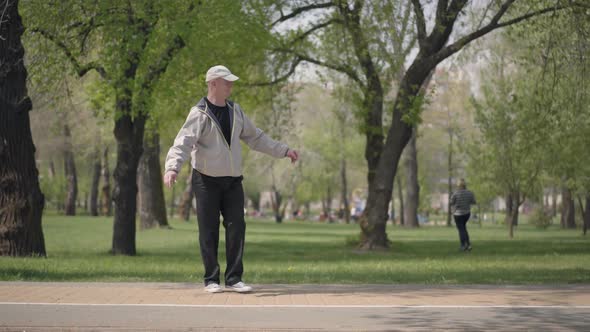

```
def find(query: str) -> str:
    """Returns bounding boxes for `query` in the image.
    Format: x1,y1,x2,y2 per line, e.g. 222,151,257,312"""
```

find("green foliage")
467,40,550,206
294,82,365,207
39,175,66,210
401,91,428,126
22,0,275,126
530,207,554,230
465,7,590,231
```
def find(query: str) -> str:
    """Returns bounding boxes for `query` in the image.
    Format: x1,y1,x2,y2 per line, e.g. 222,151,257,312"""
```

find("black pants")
192,170,245,286
453,213,471,248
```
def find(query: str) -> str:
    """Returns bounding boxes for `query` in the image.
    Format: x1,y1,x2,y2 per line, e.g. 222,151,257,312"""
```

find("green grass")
1,215,588,284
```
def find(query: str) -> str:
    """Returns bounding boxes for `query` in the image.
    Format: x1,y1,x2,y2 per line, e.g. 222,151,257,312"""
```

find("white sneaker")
226,281,253,293
204,283,223,293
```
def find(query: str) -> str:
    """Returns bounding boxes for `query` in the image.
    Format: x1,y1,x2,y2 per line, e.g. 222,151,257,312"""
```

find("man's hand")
286,149,299,163
163,171,178,188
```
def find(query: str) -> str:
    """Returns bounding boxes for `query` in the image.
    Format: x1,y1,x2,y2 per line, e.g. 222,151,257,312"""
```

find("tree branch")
427,0,469,51
571,0,590,9
435,0,449,28
30,27,108,79
398,0,414,49
298,52,364,88
271,2,336,27
140,35,185,91
0,0,11,41
411,0,427,47
434,2,572,63
475,0,497,30
247,57,303,87
289,18,343,44
272,47,364,87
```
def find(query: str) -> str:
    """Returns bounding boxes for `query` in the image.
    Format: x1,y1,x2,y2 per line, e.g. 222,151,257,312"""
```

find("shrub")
530,207,553,229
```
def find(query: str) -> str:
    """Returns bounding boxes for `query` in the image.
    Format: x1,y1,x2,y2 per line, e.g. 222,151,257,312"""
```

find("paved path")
1,282,589,331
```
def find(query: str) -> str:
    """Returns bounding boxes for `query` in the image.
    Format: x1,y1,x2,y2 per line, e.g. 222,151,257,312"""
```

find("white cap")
205,65,239,82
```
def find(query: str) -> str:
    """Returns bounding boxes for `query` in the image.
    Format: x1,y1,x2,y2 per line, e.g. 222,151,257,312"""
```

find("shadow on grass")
2,265,589,284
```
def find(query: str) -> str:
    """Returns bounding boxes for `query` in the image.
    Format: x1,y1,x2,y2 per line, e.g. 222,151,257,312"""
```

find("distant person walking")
450,179,477,251
163,65,299,293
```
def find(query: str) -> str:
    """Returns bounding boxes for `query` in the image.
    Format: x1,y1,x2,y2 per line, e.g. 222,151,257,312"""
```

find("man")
163,65,299,293
450,178,477,252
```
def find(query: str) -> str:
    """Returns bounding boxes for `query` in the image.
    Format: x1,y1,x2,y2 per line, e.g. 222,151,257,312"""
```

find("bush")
530,207,553,229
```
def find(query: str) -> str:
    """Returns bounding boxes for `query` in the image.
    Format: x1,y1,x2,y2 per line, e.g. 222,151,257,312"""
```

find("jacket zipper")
229,104,236,175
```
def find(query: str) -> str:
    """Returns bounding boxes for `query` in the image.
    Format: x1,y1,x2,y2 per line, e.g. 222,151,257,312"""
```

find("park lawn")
0,215,588,284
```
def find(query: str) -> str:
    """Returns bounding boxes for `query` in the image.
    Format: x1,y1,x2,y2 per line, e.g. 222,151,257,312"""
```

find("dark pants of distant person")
453,213,471,249
192,170,245,286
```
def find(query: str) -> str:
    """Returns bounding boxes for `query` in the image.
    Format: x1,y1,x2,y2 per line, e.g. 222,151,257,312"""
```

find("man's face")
217,79,233,99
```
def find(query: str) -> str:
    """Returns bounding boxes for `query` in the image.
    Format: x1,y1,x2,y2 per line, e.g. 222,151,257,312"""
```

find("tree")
62,123,78,215
177,164,194,222
500,5,590,232
469,41,549,237
23,0,187,254
138,132,169,229
0,0,46,256
100,146,112,216
89,148,101,216
24,0,273,254
421,67,474,225
403,73,434,228
403,129,420,227
538,9,590,232
264,0,416,245
268,88,297,223
266,0,586,249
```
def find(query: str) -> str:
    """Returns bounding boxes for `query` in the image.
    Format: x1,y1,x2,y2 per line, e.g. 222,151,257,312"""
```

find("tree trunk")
0,0,46,256
505,192,513,226
397,175,404,226
48,159,56,179
390,179,395,223
54,158,64,212
138,133,169,229
270,186,283,223
544,189,549,209
82,192,88,213
404,128,420,228
251,191,261,213
561,187,576,229
168,182,176,218
583,195,589,236
322,185,334,223
447,129,453,227
63,124,78,216
111,97,146,255
340,158,351,224
89,149,101,216
100,146,112,216
551,186,557,217
179,174,193,221
508,192,520,239
358,57,431,249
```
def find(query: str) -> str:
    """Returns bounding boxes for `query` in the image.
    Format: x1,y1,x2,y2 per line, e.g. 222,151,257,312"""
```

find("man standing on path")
163,65,299,293
450,178,477,252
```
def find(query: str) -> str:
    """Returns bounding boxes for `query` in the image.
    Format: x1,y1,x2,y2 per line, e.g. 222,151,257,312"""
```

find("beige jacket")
164,98,289,177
